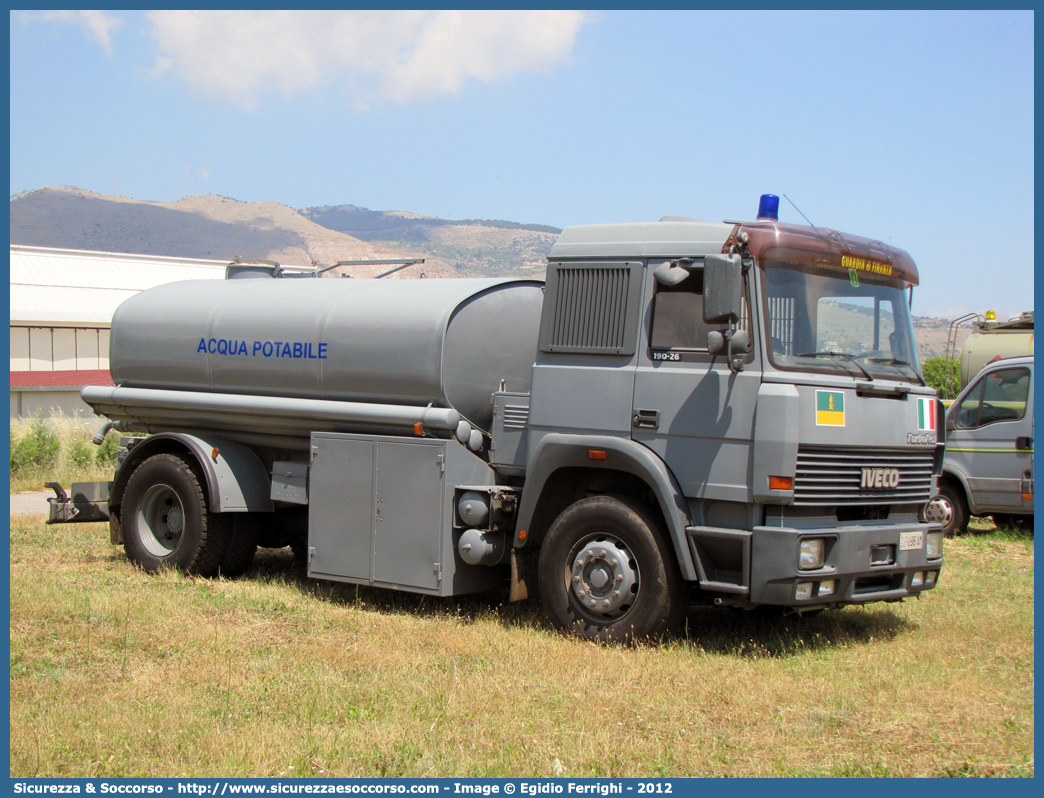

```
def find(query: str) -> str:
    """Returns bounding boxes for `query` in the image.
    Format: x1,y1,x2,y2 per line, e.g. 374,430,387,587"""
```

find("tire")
537,496,684,643
219,514,259,577
122,453,229,575
924,482,969,538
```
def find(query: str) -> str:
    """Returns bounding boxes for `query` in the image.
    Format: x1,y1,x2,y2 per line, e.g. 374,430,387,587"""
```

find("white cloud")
21,10,124,57
145,10,589,109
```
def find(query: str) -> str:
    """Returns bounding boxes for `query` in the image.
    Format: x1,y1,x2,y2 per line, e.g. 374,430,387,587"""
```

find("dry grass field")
9,513,1033,779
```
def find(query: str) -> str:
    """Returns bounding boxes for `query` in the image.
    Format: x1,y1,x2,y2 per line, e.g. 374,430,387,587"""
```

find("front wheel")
538,496,683,643
925,482,968,538
122,454,229,575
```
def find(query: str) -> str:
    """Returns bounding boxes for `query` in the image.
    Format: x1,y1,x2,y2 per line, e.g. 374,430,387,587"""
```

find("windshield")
761,260,922,383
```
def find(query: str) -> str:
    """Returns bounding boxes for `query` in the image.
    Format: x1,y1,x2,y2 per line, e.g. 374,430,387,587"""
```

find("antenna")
783,195,815,228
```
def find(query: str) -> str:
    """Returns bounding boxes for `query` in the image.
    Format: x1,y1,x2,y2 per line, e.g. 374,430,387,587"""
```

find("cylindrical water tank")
109,277,544,432
960,329,1034,388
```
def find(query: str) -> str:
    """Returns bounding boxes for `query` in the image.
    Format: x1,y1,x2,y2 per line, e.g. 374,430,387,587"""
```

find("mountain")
9,186,558,279
817,299,969,362
298,204,560,278
913,314,971,362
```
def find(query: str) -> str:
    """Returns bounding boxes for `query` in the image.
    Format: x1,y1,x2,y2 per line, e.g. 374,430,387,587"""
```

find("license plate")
899,531,924,551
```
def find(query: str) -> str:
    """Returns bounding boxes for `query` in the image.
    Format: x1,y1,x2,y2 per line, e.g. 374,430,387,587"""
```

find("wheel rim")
925,495,954,527
567,534,639,621
137,483,186,557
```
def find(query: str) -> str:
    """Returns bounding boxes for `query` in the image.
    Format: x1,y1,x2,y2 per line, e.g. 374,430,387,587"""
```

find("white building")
10,245,228,418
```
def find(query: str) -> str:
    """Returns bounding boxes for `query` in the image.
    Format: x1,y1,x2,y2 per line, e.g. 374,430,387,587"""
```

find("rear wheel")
925,482,968,538
122,454,228,575
538,496,683,643
219,514,259,577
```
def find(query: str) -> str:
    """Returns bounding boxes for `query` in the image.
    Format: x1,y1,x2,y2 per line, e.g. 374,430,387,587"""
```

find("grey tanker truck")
49,195,947,642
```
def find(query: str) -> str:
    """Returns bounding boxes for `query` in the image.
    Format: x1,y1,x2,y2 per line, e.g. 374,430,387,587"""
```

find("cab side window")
650,270,712,349
650,268,751,351
956,367,1031,429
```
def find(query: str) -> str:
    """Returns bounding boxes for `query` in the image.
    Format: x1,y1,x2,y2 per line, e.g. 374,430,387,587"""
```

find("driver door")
947,364,1033,512
631,261,761,503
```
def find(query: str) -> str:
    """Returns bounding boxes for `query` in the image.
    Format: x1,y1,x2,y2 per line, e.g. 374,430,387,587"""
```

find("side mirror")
707,330,725,356
653,261,690,286
706,328,748,372
703,254,743,324
946,416,956,433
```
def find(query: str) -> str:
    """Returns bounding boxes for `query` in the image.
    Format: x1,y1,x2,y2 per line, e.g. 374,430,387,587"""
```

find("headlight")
795,582,814,599
799,538,825,570
926,532,943,560
818,580,836,597
911,572,924,587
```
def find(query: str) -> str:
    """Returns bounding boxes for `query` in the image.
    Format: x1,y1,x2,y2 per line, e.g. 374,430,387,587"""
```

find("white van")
926,355,1034,535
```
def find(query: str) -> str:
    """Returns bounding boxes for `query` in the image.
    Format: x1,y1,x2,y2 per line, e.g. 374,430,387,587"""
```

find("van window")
956,367,1031,429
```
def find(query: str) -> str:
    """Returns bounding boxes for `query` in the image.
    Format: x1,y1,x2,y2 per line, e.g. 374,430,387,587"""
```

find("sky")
9,10,1034,319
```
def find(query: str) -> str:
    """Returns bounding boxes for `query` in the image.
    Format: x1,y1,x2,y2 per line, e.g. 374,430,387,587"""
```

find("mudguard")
513,433,697,581
940,464,974,511
109,432,274,515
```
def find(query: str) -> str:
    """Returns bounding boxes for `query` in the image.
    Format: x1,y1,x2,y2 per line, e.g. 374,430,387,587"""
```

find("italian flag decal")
816,390,845,426
918,397,936,431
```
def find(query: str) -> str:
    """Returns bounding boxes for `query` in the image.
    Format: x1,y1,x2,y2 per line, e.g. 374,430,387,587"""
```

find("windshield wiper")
795,351,874,381
863,358,925,385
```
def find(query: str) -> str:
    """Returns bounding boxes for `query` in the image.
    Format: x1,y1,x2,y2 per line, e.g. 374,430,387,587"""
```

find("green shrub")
68,436,95,471
922,356,960,399
10,416,61,475
96,430,121,466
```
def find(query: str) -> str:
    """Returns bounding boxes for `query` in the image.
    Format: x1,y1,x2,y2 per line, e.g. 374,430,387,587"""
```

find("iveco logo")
861,467,900,489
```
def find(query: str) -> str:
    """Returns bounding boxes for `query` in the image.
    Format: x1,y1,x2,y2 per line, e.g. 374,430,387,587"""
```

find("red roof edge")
10,369,114,388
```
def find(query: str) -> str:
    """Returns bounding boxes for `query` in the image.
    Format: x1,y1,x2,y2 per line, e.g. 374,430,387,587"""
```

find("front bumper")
750,521,943,607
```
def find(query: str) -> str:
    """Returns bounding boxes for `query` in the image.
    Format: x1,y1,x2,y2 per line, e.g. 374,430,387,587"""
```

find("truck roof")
551,218,919,286
550,219,733,259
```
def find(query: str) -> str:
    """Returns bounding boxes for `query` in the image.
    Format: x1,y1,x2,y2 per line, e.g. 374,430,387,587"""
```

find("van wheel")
538,496,683,643
122,454,229,575
925,483,968,538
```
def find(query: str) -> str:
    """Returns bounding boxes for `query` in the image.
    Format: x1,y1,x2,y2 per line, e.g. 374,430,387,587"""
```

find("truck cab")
926,355,1034,535
516,199,946,638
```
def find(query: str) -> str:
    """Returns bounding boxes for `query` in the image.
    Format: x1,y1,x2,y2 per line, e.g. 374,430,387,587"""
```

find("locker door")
373,442,444,590
308,437,374,581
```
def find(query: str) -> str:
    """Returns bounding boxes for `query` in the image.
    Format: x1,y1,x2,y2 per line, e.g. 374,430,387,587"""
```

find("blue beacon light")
757,194,779,221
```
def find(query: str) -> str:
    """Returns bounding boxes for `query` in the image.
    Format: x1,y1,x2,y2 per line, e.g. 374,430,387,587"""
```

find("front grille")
793,445,935,506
